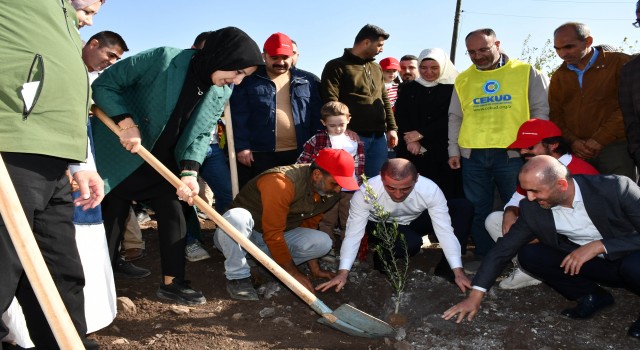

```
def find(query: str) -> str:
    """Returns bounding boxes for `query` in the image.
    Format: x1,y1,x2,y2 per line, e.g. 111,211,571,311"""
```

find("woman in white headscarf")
395,48,463,198
70,0,105,29
395,48,473,283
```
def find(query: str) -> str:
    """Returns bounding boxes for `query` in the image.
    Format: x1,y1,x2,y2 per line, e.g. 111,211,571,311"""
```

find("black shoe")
227,277,259,301
157,279,206,305
114,258,151,278
433,257,455,283
628,318,640,339
560,292,614,319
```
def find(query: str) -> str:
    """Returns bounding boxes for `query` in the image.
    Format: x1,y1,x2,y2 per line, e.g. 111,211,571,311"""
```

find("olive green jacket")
91,47,231,193
0,0,89,161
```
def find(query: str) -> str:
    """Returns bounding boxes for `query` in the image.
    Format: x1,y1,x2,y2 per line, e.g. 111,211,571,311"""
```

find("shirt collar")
567,47,599,73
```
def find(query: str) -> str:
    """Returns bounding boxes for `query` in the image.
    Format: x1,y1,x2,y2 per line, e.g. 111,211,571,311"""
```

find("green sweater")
0,0,89,161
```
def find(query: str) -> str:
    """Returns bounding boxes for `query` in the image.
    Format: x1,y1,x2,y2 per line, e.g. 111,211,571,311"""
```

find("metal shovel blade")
316,303,394,338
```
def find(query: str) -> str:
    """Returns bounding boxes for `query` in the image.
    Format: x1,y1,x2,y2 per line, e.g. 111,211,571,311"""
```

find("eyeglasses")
633,19,640,28
465,44,495,56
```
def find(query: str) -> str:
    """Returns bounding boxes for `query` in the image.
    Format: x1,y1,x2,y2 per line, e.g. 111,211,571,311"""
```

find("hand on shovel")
177,175,199,206
117,118,142,153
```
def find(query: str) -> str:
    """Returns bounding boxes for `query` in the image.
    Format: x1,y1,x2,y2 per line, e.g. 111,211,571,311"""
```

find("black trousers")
101,161,189,279
519,243,640,300
369,198,473,266
0,153,97,349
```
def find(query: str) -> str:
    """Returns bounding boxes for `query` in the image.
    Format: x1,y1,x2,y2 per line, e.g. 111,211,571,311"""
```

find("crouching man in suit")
443,155,640,339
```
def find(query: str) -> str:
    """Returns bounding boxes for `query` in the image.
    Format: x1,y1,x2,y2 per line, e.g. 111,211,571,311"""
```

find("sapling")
361,176,409,325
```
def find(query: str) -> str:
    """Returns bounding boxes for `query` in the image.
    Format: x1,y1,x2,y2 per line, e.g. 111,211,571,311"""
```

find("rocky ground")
89,219,640,350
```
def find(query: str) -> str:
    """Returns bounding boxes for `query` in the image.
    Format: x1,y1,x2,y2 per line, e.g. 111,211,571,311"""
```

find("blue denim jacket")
73,120,102,225
230,66,323,153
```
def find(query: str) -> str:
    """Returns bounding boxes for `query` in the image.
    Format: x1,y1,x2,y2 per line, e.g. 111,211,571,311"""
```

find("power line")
462,10,627,21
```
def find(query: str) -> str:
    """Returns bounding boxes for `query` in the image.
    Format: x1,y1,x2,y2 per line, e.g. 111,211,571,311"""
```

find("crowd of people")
2,0,640,348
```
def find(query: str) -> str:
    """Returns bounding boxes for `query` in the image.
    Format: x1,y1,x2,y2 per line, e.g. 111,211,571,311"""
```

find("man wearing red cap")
317,158,473,294
231,32,323,189
485,119,598,289
213,149,359,300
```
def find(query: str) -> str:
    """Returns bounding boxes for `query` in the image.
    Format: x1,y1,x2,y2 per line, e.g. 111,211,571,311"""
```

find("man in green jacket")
0,0,103,348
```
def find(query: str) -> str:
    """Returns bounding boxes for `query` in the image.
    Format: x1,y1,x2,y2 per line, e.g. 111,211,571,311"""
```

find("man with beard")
447,28,549,258
444,155,640,340
321,24,398,178
213,149,359,301
399,54,419,82
485,119,598,289
231,32,322,188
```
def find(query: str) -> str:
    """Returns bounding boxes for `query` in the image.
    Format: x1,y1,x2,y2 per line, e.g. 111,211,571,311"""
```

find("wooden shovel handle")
92,106,319,306
0,154,84,349
223,103,239,197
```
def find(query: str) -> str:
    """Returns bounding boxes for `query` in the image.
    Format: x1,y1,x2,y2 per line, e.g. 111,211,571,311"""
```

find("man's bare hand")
316,270,349,293
448,156,461,169
442,289,484,323
453,268,472,293
72,170,104,210
560,240,605,275
237,149,253,167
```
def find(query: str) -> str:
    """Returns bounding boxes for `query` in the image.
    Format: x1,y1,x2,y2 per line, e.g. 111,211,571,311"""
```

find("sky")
80,0,639,76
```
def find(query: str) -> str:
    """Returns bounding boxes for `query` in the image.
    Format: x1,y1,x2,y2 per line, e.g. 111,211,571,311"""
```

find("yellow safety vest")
456,60,531,148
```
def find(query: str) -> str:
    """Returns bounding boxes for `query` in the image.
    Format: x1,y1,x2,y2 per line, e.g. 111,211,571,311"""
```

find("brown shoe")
122,248,146,262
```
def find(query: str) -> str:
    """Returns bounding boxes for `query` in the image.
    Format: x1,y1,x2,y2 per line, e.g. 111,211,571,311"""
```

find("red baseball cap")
508,119,562,149
313,149,359,191
263,32,293,56
379,57,400,71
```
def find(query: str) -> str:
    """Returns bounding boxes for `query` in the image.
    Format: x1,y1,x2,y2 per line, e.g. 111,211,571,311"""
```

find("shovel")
0,154,85,349
93,106,394,338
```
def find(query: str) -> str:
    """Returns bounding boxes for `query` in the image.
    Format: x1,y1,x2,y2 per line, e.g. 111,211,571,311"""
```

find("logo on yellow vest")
483,80,500,94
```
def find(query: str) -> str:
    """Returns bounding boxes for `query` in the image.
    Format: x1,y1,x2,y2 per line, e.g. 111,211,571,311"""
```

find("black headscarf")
191,26,265,88
173,26,263,126
156,27,263,171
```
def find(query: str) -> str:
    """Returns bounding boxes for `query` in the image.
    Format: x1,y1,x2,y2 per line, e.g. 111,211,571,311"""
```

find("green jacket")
91,47,231,193
0,0,89,161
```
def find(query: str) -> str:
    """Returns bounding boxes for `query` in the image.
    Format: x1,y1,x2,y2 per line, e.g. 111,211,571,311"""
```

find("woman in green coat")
91,26,263,305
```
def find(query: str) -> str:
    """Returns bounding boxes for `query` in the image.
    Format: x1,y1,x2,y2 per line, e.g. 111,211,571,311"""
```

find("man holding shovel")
214,148,360,300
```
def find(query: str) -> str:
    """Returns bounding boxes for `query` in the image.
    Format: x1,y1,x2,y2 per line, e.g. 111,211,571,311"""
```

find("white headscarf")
414,48,458,87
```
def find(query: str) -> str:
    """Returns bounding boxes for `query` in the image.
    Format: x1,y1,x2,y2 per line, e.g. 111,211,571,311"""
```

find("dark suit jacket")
474,174,640,289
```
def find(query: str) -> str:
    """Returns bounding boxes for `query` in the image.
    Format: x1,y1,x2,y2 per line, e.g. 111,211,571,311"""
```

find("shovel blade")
317,304,394,338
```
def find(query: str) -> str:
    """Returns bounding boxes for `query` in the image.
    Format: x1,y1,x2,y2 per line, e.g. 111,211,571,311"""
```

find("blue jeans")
213,208,332,280
461,149,522,257
186,144,233,244
358,132,388,178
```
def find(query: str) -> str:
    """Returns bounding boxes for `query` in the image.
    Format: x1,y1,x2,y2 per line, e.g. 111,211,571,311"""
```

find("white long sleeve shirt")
339,175,463,271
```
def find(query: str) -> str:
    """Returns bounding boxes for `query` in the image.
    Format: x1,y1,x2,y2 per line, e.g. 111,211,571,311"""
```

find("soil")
91,218,640,350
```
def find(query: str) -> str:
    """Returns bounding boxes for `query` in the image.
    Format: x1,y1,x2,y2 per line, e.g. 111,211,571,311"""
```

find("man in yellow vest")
448,28,549,258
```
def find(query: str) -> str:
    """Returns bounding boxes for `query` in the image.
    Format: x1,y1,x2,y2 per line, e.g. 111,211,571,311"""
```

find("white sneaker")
499,267,542,289
185,241,211,262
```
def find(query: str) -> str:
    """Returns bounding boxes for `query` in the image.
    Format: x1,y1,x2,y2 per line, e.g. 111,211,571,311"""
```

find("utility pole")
450,0,462,64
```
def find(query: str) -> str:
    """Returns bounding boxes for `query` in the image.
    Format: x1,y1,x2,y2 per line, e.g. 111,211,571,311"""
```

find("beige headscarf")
414,48,458,87
70,0,105,10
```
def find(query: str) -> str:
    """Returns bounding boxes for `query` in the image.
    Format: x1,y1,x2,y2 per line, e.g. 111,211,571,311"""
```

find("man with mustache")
213,149,359,301
485,119,598,289
444,155,640,340
549,22,633,178
399,54,419,82
231,32,322,189
447,28,550,259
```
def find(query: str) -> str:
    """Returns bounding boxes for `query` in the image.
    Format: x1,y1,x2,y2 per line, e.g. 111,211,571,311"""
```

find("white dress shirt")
339,175,462,271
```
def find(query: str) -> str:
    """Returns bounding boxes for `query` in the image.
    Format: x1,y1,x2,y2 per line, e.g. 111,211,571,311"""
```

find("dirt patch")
91,219,640,349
